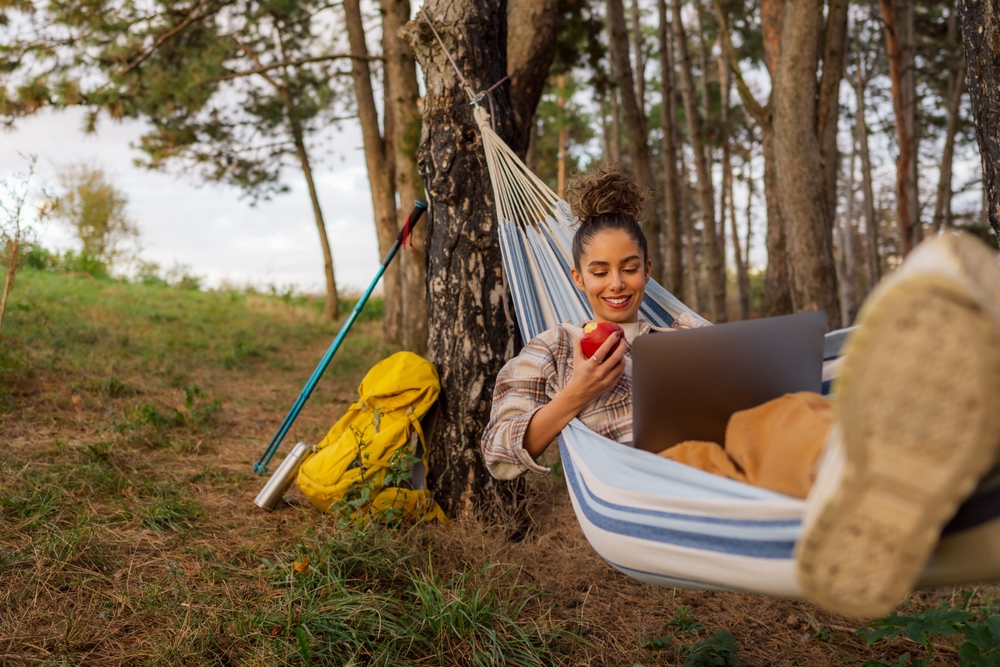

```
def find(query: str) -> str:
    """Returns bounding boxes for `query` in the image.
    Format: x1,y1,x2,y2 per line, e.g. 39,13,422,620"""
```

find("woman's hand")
521,330,627,461
564,330,627,410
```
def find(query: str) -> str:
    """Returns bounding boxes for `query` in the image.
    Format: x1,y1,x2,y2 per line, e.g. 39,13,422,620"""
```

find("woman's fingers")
590,332,622,363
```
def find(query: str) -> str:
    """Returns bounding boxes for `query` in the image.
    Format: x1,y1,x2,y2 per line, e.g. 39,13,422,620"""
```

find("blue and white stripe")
476,112,996,594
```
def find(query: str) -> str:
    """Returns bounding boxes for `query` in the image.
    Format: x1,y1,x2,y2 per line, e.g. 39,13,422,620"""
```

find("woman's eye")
591,272,607,278
624,268,638,274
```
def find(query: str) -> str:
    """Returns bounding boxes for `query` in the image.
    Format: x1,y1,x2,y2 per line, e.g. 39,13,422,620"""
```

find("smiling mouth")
602,295,633,309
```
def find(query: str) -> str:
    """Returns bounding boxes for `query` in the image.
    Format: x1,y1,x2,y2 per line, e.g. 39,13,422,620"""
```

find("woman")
481,164,1000,618
482,165,829,498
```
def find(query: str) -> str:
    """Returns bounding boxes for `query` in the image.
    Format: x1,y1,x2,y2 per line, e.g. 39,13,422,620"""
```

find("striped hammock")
473,107,999,595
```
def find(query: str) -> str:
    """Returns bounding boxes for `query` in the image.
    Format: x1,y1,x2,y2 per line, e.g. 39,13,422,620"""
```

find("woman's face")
570,228,651,324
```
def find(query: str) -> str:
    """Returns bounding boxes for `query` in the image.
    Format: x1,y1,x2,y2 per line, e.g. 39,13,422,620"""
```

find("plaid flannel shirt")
481,320,654,480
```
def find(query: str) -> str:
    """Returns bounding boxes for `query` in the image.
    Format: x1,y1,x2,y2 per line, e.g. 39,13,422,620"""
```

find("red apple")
581,321,625,359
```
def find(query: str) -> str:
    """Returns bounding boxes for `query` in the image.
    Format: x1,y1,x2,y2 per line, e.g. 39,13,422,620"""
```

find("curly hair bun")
566,163,649,223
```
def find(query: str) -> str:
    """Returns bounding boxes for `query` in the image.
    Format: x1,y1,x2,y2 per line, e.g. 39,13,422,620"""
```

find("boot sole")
797,273,1000,617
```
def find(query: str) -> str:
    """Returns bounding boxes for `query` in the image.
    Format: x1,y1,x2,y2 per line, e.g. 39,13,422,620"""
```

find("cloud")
1,108,383,294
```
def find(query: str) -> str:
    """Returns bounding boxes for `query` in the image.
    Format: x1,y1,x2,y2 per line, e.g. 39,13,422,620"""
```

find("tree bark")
291,124,339,321
607,0,664,283
717,0,792,317
901,0,921,245
933,55,967,233
817,0,849,232
759,0,792,317
346,0,402,344
719,55,734,319
630,0,647,113
772,0,840,326
609,75,623,164
956,0,1000,241
382,0,429,354
507,0,560,157
742,164,754,314
839,136,858,326
878,0,917,256
557,74,567,198
852,55,881,289
658,0,684,297
0,239,20,337
761,127,793,316
672,0,726,321
409,0,524,517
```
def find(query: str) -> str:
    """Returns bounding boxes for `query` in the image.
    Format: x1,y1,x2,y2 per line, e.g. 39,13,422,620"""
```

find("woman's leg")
797,231,1000,617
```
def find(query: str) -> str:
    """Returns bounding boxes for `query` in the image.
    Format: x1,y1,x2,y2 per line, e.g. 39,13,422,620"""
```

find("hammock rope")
418,14,1000,593
468,102,1000,595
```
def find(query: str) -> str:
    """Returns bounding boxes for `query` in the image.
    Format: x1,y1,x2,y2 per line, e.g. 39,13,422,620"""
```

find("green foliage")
254,532,571,666
669,605,706,634
330,406,421,525
860,597,1000,667
59,249,110,277
676,630,741,667
51,162,137,264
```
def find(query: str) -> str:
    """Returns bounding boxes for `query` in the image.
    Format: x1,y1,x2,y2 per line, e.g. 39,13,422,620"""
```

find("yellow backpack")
296,351,446,523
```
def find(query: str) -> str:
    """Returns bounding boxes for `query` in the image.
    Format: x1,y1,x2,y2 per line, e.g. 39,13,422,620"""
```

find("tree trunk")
672,0,726,321
852,61,881,290
761,127,794,316
291,124,339,321
878,0,917,256
383,0,428,353
839,136,858,326
901,0,921,245
933,61,967,233
630,0,647,112
817,0,849,232
383,0,429,354
695,3,721,266
557,74,567,198
610,78,623,163
346,0,402,344
730,0,793,318
0,239,20,337
729,169,749,321
409,0,524,516
681,152,703,310
772,0,840,326
956,0,1000,241
658,0,684,297
507,0,560,156
607,0,664,283
742,165,754,314
719,55,734,319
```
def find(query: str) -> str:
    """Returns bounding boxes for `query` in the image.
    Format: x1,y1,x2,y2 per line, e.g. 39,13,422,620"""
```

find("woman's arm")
522,331,627,459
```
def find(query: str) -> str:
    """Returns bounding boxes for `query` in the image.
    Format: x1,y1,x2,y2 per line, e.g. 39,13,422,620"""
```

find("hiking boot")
796,231,1000,617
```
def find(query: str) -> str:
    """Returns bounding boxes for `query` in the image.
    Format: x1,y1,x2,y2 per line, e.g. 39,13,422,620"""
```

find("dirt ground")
0,301,982,666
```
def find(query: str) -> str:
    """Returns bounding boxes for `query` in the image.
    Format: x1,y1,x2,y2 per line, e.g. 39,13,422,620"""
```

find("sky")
0,108,384,295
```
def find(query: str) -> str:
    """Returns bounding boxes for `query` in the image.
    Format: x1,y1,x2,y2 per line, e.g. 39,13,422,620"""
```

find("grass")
3,267,1000,666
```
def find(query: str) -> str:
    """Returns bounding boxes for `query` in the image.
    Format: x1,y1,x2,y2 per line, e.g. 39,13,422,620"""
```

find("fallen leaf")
292,558,309,574
71,395,83,407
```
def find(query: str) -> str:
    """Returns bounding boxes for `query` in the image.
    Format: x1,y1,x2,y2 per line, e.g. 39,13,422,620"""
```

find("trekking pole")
253,200,429,475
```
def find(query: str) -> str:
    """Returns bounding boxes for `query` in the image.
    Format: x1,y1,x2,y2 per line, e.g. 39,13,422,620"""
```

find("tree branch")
208,53,380,83
118,0,221,76
711,0,769,127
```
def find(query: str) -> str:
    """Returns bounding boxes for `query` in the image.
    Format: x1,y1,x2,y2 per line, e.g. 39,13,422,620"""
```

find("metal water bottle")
254,441,312,511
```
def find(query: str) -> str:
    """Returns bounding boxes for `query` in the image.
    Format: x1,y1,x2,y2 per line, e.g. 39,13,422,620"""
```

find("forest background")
5,0,1000,663
5,0,1000,512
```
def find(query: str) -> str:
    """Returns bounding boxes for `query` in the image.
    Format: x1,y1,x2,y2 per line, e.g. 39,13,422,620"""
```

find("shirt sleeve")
481,335,560,480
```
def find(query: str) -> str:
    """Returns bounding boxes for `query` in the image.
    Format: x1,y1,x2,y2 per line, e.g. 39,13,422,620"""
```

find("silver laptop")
631,312,826,453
